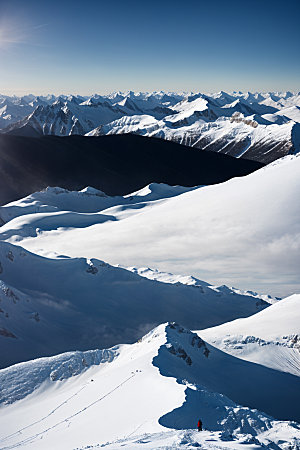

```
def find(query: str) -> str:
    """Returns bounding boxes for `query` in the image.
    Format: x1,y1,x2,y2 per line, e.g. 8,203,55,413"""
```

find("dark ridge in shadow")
0,133,263,205
154,339,300,425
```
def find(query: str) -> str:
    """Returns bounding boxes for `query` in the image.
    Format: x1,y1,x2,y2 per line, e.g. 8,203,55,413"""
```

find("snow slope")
0,184,201,241
10,153,300,297
0,323,299,450
0,241,269,368
198,294,300,377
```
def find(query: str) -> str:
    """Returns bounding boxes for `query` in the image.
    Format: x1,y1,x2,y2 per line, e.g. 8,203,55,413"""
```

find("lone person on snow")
197,419,202,431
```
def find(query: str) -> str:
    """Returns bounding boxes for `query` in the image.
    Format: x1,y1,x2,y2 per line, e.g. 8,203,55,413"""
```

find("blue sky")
0,0,299,94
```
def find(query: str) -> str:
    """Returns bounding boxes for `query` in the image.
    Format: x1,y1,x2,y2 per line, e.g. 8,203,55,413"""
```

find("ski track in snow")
0,382,91,443
0,373,137,449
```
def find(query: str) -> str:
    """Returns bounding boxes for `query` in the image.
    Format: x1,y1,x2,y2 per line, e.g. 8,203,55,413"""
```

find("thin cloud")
0,19,48,49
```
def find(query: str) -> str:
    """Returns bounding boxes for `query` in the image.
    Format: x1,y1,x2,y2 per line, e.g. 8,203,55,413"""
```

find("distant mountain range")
1,91,300,163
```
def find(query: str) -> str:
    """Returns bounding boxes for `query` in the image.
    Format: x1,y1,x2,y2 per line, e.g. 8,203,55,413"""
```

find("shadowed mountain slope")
0,134,262,205
0,241,269,368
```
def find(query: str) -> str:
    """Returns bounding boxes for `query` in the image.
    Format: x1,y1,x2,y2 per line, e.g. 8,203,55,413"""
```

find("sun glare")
0,17,28,50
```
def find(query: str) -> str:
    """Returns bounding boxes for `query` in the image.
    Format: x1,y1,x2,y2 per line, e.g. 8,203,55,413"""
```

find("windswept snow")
200,294,300,341
79,428,299,449
0,323,299,450
125,266,276,303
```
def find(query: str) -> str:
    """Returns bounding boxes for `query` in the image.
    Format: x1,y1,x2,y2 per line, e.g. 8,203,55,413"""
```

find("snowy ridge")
88,112,299,164
0,322,299,449
2,91,300,163
0,241,269,368
125,266,276,304
78,427,300,450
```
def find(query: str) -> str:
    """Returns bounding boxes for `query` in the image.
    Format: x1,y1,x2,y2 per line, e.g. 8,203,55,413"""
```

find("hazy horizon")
1,89,300,97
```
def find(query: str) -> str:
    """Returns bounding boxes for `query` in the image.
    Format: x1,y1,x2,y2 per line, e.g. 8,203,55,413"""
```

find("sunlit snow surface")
2,155,299,296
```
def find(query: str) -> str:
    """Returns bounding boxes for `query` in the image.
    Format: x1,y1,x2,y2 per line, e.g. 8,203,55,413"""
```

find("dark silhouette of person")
197,419,202,431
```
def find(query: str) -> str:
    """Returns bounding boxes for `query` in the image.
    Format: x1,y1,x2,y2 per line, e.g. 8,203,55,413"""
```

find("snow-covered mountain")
0,94,71,129
1,91,300,163
198,294,300,377
6,153,299,297
0,323,299,449
0,96,35,129
0,95,299,448
89,112,299,164
1,93,174,137
125,266,277,304
0,240,270,368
